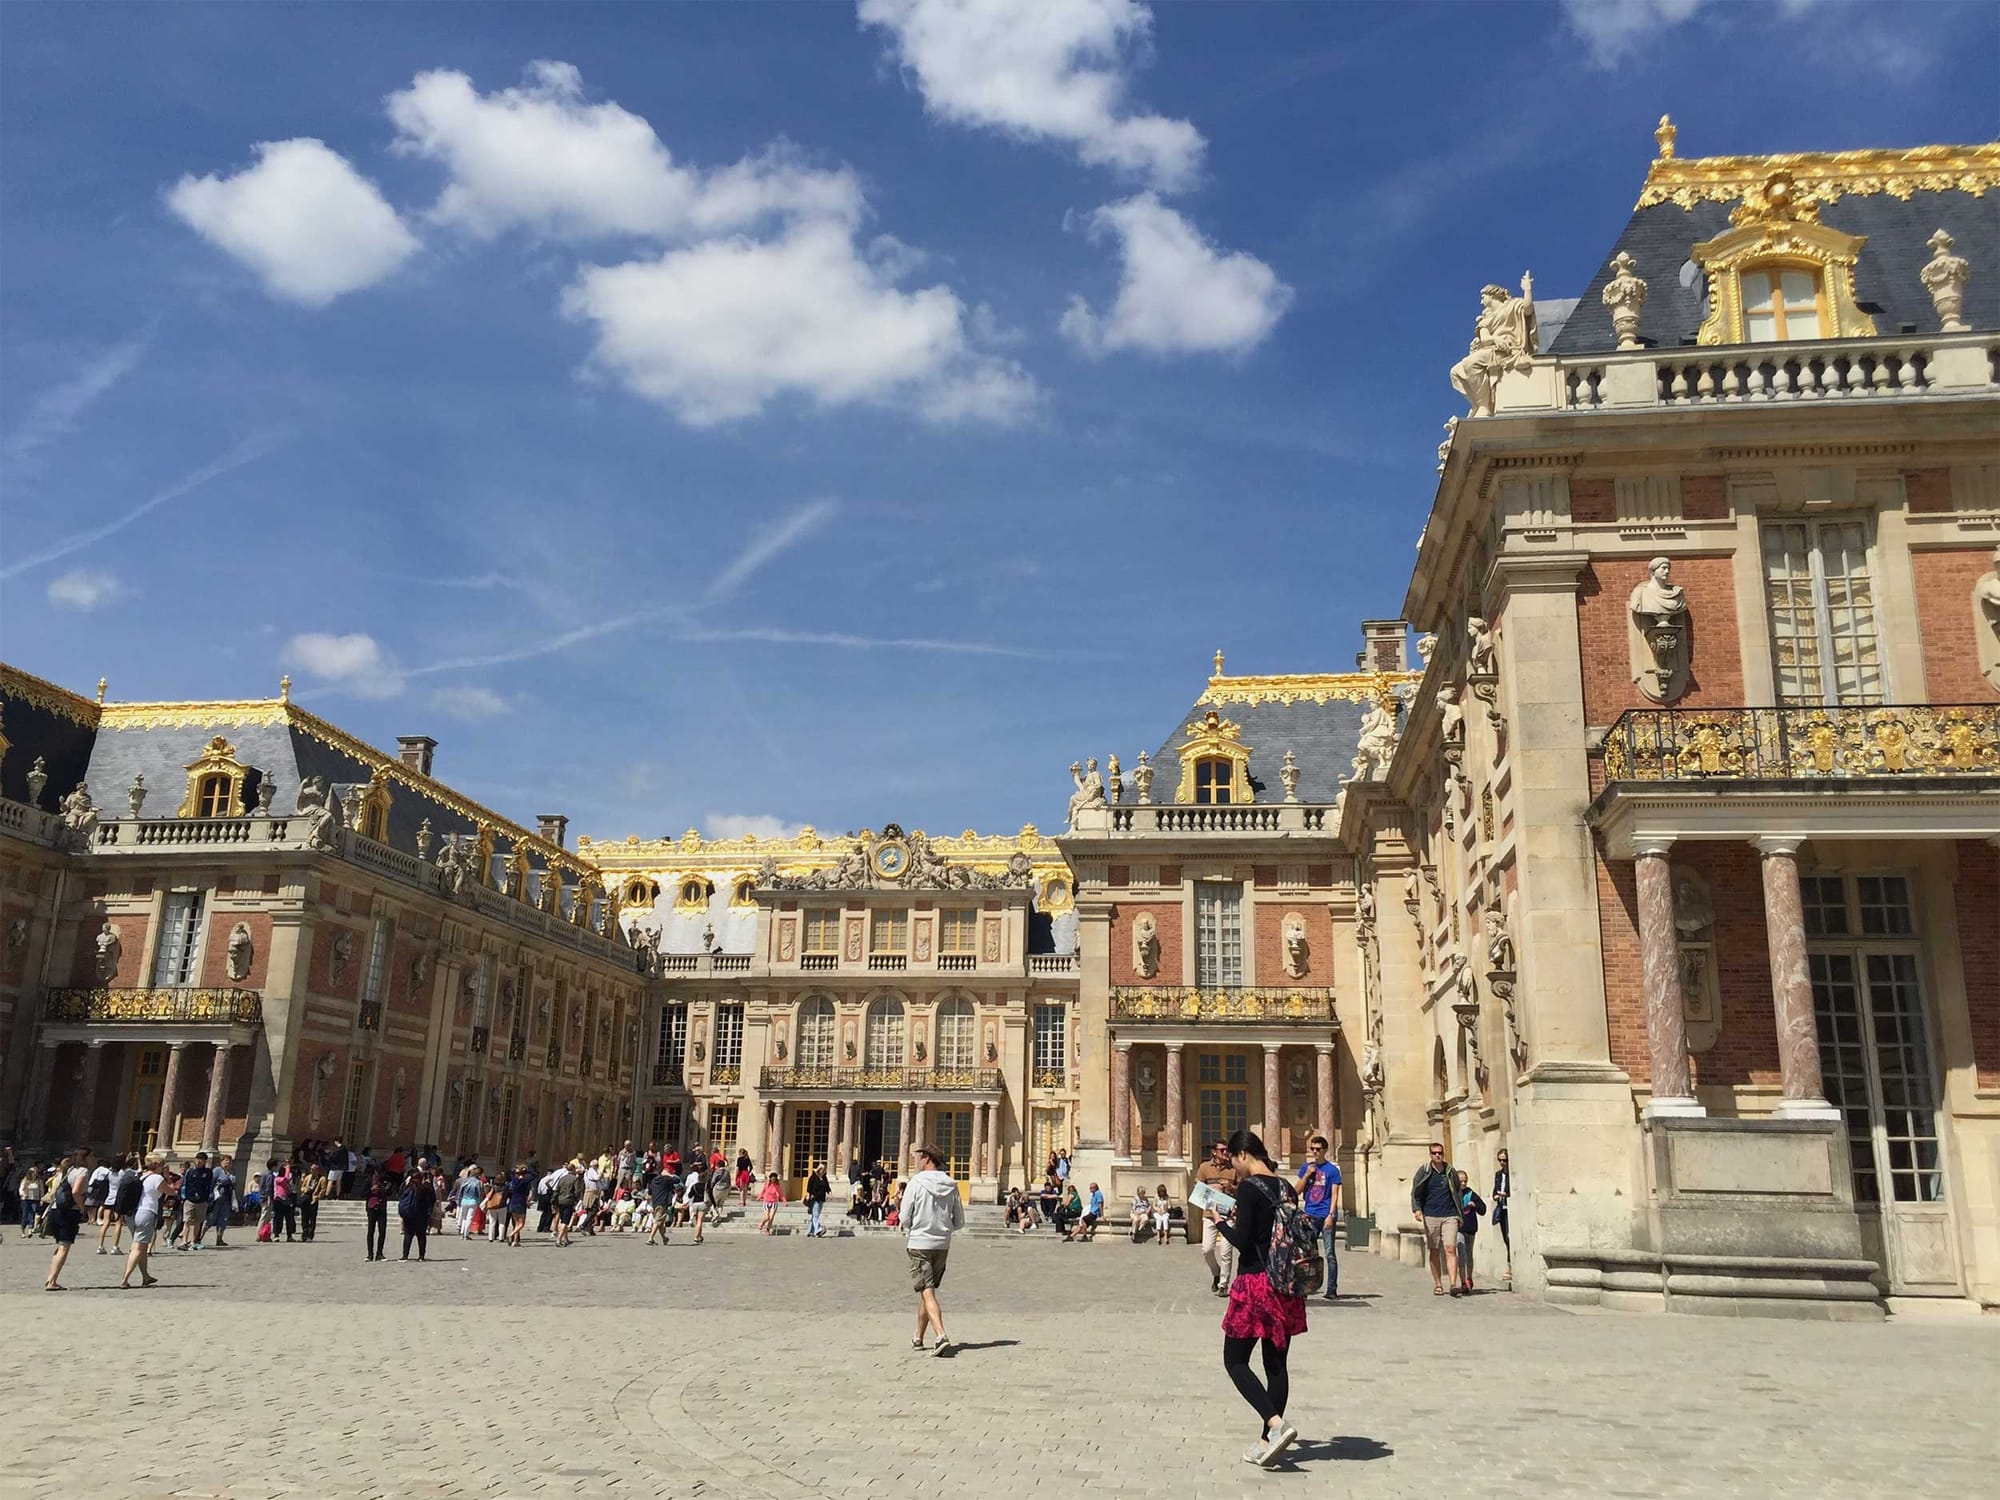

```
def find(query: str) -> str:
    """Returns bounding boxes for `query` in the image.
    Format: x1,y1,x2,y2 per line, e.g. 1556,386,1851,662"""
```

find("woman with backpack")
1215,1129,1307,1469
398,1169,437,1261
43,1149,90,1290
363,1168,390,1261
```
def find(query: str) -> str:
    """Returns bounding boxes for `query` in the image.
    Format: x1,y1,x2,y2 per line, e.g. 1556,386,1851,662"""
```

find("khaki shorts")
1422,1215,1456,1251
907,1245,949,1292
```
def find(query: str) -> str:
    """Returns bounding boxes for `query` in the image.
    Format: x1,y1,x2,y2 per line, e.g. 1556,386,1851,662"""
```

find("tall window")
1193,758,1234,805
361,917,390,1005
935,996,976,1069
796,995,836,1067
195,774,234,818
1195,883,1244,986
651,1103,683,1151
708,1103,739,1160
1032,1002,1066,1077
864,996,905,1068
714,1003,744,1071
470,958,491,1028
341,1059,371,1141
1740,266,1823,342
1762,520,1883,706
655,1003,688,1076
870,910,908,954
939,909,978,955
1196,1052,1249,1146
803,910,841,954
152,891,206,986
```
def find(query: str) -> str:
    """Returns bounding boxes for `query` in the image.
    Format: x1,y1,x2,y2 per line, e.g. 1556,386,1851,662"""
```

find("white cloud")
1560,0,1707,64
1060,195,1290,357
387,61,862,241
46,570,123,610
703,813,806,842
3,336,147,470
166,139,419,305
860,0,1203,191
284,631,405,699
431,684,510,722
563,218,1038,425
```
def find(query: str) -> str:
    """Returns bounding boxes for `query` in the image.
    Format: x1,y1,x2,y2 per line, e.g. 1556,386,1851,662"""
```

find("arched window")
730,875,757,908
797,995,836,1068
934,995,975,1070
864,996,905,1069
675,877,713,912
624,877,661,908
1193,758,1234,805
1740,264,1823,342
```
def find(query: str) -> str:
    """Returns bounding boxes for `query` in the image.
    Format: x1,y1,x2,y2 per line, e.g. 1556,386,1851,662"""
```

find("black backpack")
114,1173,143,1216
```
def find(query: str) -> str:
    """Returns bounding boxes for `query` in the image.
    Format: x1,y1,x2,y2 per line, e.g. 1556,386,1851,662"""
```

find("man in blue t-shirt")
1296,1134,1342,1300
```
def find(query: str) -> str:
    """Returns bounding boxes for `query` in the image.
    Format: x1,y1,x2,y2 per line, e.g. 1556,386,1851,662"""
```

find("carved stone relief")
1131,912,1160,979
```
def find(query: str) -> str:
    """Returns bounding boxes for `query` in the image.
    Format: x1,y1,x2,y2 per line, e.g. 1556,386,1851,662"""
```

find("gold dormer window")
1692,170,1876,346
730,875,757,908
675,876,713,912
1173,710,1254,805
353,774,393,844
177,736,249,817
623,877,661,908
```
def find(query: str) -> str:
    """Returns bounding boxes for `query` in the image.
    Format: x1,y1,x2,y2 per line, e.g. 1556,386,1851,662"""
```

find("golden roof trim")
0,661,102,727
582,823,1065,868
1199,670,1422,708
1637,141,2000,211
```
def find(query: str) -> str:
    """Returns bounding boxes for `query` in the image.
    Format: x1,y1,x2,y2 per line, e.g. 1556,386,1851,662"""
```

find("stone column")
1111,1043,1131,1159
75,1039,108,1145
156,1042,187,1155
1164,1043,1185,1160
201,1041,234,1153
1636,837,1702,1117
846,1099,860,1165
831,1102,846,1172
972,1101,987,1176
1262,1045,1281,1160
1756,837,1839,1119
901,1100,915,1167
912,1100,927,1157
22,1041,59,1146
763,1100,779,1172
1315,1045,1336,1142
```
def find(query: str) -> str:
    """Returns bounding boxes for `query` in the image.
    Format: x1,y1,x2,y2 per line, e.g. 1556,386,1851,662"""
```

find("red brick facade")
1911,547,2000,703
1251,902,1333,986
1570,477,1615,523
1958,840,2000,1091
1903,467,1954,514
1110,901,1182,985
1680,473,1727,520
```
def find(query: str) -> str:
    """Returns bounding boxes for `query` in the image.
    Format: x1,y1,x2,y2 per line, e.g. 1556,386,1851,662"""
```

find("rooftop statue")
1602,250,1648,350
1921,228,1969,333
1066,757,1105,829
1450,273,1539,417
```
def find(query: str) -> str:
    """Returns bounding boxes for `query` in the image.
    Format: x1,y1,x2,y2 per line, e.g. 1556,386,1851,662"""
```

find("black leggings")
366,1206,387,1259
401,1221,428,1259
1223,1336,1290,1428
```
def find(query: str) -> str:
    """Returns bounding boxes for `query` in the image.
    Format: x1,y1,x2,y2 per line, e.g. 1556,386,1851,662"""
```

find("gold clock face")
871,839,910,881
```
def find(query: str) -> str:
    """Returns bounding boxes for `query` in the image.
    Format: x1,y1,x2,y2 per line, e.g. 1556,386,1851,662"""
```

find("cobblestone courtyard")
3,1214,1990,1500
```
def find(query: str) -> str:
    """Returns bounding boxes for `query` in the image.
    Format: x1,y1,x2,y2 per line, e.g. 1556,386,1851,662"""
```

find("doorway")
931,1106,973,1201
857,1105,903,1176
126,1046,166,1156
1807,873,1962,1296
788,1105,831,1196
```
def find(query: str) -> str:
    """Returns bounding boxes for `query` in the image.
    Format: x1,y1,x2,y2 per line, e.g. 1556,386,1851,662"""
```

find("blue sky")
3,1,1994,843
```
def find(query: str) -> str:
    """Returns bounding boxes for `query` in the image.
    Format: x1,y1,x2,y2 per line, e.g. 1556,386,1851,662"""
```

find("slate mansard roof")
1550,135,2000,355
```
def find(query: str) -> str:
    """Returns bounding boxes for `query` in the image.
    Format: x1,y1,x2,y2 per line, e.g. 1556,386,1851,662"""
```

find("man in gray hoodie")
903,1145,965,1356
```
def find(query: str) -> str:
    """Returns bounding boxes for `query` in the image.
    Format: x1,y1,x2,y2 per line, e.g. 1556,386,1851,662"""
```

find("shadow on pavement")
939,1339,1020,1356
1278,1436,1393,1467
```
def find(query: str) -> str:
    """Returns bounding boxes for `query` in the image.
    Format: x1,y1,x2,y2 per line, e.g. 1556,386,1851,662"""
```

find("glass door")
932,1106,973,1200
788,1105,830,1197
127,1046,166,1155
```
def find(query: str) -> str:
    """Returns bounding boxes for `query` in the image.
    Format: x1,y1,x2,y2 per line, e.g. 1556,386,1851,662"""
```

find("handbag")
469,1206,487,1235
257,1220,274,1243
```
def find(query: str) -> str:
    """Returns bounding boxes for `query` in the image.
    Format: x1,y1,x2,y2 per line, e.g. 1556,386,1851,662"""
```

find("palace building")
3,122,1997,1317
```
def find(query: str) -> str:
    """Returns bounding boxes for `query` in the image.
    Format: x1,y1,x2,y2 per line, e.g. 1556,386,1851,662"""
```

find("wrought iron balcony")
470,1025,491,1055
711,1065,741,1086
357,1000,382,1033
1599,704,2000,783
1110,986,1336,1024
545,1041,562,1071
651,1061,683,1088
43,987,263,1025
759,1065,1005,1092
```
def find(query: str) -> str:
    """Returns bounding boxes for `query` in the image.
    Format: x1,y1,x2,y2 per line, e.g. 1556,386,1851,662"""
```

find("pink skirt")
1221,1271,1308,1348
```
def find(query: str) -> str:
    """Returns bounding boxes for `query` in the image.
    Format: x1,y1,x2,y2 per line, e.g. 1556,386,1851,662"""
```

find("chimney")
537,814,569,848
397,736,437,776
1359,620,1409,674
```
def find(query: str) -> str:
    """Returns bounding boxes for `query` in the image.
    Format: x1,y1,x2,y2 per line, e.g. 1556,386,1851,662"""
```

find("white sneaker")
1257,1423,1299,1468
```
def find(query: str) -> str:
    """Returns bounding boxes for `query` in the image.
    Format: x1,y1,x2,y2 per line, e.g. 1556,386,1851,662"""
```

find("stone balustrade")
0,797,61,843
1028,953,1079,976
1600,703,2000,782
1105,803,1334,835
1510,329,1996,416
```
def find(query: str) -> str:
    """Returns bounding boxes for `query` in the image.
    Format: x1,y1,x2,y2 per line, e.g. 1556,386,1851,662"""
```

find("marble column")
156,1042,187,1155
1163,1043,1184,1160
1111,1043,1131,1159
831,1102,847,1172
901,1100,915,1167
912,1100,927,1157
1636,837,1702,1117
201,1042,233,1154
1314,1045,1336,1142
1757,837,1839,1119
1262,1045,1281,1159
74,1039,108,1145
764,1101,780,1172
846,1099,860,1165
22,1041,59,1145
972,1101,987,1176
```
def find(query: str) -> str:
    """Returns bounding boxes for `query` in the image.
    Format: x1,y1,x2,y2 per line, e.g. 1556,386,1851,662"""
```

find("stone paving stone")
3,1218,1992,1498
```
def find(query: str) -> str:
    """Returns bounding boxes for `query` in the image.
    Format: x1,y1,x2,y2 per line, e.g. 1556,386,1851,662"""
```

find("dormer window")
623,877,661,908
675,877,713,912
195,774,234,818
1741,265,1823,342
362,803,388,842
1194,757,1235,805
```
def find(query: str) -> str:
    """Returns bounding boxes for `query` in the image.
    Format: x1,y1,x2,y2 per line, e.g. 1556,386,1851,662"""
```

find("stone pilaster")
1757,838,1839,1120
75,1039,108,1145
21,1041,59,1147
1636,838,1701,1117
1073,902,1113,1153
244,901,311,1164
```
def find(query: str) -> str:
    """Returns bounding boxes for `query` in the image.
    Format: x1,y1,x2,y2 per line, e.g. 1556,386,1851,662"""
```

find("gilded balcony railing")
651,1061,683,1088
759,1066,1005,1092
711,1065,741,1086
1599,704,2000,782
357,1000,382,1033
43,987,263,1025
1109,987,1336,1023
